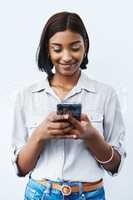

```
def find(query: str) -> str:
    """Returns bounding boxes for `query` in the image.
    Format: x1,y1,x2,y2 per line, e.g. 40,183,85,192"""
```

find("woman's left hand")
66,114,97,140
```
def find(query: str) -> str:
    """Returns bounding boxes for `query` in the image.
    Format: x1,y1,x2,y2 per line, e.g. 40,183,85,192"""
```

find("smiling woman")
36,11,89,80
11,11,126,200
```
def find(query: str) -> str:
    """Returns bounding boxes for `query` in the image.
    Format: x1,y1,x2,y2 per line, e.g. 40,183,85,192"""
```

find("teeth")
62,63,75,66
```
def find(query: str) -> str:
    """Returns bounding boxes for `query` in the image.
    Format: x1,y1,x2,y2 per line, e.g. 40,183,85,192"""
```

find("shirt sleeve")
103,88,126,176
11,91,28,176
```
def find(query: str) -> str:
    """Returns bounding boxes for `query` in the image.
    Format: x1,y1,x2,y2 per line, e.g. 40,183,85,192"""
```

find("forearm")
17,130,45,176
85,128,121,173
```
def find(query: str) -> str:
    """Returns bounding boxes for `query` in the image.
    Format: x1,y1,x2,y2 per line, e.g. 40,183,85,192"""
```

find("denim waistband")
25,178,105,200
29,178,103,194
29,178,84,195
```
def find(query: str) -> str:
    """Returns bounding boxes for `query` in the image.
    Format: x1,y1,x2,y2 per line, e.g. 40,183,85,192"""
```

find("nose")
62,50,72,63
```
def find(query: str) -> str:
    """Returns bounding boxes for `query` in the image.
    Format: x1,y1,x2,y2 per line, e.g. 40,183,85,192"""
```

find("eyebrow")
50,40,82,46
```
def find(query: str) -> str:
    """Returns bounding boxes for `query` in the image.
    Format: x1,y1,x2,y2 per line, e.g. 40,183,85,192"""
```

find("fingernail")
63,114,69,119
73,135,77,139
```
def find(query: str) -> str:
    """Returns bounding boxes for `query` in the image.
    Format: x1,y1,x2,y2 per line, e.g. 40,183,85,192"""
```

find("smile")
59,63,77,68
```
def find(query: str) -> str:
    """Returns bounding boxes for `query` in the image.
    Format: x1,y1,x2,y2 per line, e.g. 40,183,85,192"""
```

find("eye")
71,44,81,51
71,47,80,52
50,46,62,53
53,48,62,53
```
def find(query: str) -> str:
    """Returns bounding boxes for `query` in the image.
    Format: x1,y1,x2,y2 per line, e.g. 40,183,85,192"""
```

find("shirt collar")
31,71,96,93
31,78,50,93
75,71,96,93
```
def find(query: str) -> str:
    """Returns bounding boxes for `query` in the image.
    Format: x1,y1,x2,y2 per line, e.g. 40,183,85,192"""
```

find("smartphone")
57,103,81,120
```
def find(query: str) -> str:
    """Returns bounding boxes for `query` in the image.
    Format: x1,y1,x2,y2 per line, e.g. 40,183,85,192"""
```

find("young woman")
11,11,126,200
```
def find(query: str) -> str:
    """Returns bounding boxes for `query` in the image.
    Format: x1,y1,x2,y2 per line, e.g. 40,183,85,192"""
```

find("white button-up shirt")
11,71,126,182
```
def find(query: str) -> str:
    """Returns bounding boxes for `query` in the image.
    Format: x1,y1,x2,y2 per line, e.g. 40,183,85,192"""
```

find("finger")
61,134,79,139
50,114,69,122
68,115,82,130
50,125,73,135
52,134,79,140
69,129,80,136
80,114,90,122
49,121,71,129
51,130,80,139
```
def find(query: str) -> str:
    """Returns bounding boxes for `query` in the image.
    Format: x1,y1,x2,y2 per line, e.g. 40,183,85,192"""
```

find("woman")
11,11,126,200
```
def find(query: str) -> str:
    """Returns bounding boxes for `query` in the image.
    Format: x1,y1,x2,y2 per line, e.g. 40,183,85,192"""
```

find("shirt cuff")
11,146,23,176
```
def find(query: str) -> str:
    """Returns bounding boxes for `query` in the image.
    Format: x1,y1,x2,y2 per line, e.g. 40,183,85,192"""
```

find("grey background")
0,0,132,199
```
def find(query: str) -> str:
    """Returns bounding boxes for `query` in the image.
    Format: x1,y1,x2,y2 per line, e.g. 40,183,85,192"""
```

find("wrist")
95,145,114,164
86,126,99,141
31,128,47,144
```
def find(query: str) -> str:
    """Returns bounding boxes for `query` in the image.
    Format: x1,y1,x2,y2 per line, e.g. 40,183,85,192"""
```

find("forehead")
49,30,84,44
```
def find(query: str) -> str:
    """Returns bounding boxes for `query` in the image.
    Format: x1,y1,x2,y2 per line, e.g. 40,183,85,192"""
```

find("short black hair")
36,11,90,79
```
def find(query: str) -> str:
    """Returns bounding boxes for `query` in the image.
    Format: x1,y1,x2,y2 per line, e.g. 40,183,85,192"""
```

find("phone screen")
57,103,81,120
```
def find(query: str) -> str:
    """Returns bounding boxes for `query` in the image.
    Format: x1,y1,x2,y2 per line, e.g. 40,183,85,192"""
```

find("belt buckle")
61,184,72,196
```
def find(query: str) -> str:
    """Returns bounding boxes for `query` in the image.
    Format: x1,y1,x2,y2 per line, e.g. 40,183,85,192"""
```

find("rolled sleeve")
11,91,28,176
103,88,126,176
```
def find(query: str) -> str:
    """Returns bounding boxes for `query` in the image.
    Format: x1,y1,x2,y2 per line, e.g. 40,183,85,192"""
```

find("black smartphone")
57,103,82,120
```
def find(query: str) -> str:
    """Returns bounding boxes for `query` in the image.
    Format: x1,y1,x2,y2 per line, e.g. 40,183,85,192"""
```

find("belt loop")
78,182,86,200
78,182,83,195
41,180,52,200
45,180,52,194
43,180,52,194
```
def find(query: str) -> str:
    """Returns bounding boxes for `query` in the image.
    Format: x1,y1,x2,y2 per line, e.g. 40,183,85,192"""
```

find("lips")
59,63,78,68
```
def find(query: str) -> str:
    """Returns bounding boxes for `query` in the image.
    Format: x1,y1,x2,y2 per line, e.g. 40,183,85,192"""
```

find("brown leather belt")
36,179,103,196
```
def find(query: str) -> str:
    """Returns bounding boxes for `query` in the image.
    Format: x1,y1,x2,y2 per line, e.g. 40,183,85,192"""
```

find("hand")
35,112,75,141
67,114,97,140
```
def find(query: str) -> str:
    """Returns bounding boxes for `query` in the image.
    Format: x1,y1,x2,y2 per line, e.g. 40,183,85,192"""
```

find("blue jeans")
24,178,106,200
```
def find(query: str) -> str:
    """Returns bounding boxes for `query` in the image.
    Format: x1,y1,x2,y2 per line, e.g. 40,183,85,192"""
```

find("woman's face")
48,30,86,76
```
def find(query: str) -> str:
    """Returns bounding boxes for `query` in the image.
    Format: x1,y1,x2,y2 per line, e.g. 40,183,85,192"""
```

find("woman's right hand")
16,112,75,176
35,112,74,141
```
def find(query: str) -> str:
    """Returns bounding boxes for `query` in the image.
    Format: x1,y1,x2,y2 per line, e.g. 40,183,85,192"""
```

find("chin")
61,67,80,76
61,70,78,77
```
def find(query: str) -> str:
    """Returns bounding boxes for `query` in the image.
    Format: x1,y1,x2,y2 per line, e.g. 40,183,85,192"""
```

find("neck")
50,70,81,89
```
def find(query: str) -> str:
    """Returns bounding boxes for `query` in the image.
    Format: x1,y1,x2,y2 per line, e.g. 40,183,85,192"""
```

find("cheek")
50,54,60,64
74,52,84,62
73,47,85,61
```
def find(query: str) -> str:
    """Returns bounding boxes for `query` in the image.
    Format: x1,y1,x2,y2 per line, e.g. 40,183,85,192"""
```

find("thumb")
80,114,90,123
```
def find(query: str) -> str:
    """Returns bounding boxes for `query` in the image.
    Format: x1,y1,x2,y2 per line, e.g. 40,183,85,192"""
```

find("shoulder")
83,73,116,97
93,79,116,95
15,79,48,103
